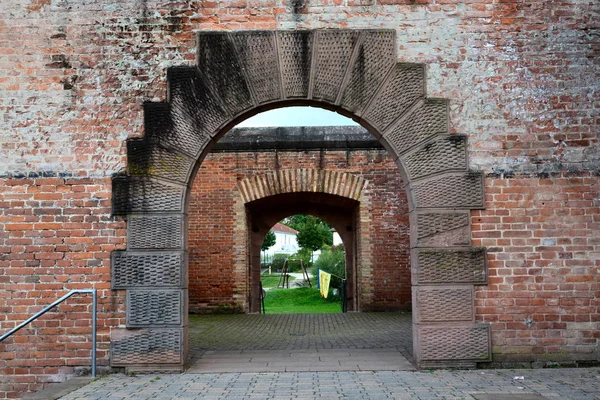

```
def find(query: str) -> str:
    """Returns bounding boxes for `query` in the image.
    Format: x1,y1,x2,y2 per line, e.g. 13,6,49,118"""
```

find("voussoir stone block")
402,135,468,181
126,139,195,184
340,30,396,114
112,177,185,215
197,32,254,117
362,63,425,130
111,251,185,289
127,215,184,250
414,211,471,247
383,99,448,156
414,286,474,323
111,328,184,366
231,31,282,104
416,324,491,362
167,66,228,156
312,30,361,103
413,247,488,285
126,290,184,327
411,172,485,209
277,31,314,99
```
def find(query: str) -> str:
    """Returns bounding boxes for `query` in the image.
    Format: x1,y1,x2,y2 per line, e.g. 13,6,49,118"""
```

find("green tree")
283,214,308,232
296,215,333,262
261,230,276,252
284,215,333,246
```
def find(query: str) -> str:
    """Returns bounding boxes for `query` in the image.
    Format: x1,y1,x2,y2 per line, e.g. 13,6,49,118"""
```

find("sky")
236,106,359,127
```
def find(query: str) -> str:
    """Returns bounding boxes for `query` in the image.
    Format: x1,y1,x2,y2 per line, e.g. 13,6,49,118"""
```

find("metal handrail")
0,289,97,377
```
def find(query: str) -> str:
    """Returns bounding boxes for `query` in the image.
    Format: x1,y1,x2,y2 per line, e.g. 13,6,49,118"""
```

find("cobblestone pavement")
188,312,414,364
56,313,600,398
60,368,600,399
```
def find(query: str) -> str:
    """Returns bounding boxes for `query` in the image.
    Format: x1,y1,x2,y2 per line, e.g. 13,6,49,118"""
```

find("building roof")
271,223,298,234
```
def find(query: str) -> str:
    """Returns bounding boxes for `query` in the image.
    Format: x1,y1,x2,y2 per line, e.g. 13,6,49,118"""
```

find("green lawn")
263,287,341,314
261,274,296,289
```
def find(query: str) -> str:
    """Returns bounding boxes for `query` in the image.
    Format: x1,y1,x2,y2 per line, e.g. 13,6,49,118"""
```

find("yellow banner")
319,270,331,299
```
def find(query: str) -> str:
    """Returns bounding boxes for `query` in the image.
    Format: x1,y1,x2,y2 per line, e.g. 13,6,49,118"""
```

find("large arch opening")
185,146,415,371
111,29,490,371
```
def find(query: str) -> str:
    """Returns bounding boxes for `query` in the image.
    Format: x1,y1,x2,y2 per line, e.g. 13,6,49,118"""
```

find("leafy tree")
296,215,333,262
283,214,308,232
284,214,333,246
296,216,324,252
261,230,276,252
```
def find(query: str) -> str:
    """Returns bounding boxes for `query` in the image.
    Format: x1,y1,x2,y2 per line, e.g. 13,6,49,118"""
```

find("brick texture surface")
0,177,126,398
188,150,410,314
472,173,600,363
1,0,598,398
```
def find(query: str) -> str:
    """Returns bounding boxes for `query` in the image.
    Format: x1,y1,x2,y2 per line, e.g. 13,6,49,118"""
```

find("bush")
271,253,288,272
290,248,313,270
312,247,345,289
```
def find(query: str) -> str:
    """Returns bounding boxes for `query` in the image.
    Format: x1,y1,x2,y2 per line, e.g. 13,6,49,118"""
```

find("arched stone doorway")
111,29,490,370
239,169,367,313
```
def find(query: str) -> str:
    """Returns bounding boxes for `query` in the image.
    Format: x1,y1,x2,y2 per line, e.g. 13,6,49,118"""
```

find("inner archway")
247,192,360,313
257,214,346,315
111,29,489,371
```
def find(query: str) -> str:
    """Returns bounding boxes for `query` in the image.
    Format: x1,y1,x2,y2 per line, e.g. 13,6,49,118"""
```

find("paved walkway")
46,313,600,399
188,313,413,356
187,348,415,373
59,368,600,399
187,312,413,373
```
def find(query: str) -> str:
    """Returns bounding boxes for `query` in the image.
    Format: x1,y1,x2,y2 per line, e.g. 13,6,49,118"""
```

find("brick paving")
59,368,600,399
187,312,414,373
188,312,413,360
55,313,600,399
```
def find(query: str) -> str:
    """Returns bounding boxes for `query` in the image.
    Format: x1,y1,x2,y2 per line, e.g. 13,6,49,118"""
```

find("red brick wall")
188,154,243,313
188,149,411,313
472,172,600,364
0,177,126,398
0,0,598,396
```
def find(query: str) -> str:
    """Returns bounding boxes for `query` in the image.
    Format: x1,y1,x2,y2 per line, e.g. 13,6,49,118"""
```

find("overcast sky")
237,106,359,127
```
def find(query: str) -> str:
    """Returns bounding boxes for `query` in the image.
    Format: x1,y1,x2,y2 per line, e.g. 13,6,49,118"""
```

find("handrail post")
0,289,97,378
91,289,96,378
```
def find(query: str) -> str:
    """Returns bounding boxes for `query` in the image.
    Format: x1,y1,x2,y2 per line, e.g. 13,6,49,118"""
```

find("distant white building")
330,228,343,247
264,223,300,256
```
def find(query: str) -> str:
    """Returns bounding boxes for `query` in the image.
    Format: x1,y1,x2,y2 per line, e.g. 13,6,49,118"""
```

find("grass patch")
261,274,296,289
263,287,341,314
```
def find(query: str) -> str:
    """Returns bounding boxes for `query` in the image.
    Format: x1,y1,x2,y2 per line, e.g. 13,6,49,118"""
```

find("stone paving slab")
187,313,414,374
22,378,92,400
59,368,600,400
472,395,548,400
187,348,415,373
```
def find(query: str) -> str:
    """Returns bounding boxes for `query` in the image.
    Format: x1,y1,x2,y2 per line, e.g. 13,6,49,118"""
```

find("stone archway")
111,29,490,371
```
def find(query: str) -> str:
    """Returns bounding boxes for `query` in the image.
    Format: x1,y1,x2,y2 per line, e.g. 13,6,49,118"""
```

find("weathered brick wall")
472,172,600,364
1,0,598,397
188,149,410,313
2,2,597,177
0,177,126,398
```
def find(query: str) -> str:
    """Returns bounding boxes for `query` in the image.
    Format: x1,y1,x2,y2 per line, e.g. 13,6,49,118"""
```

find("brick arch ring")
111,29,491,371
237,169,367,204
